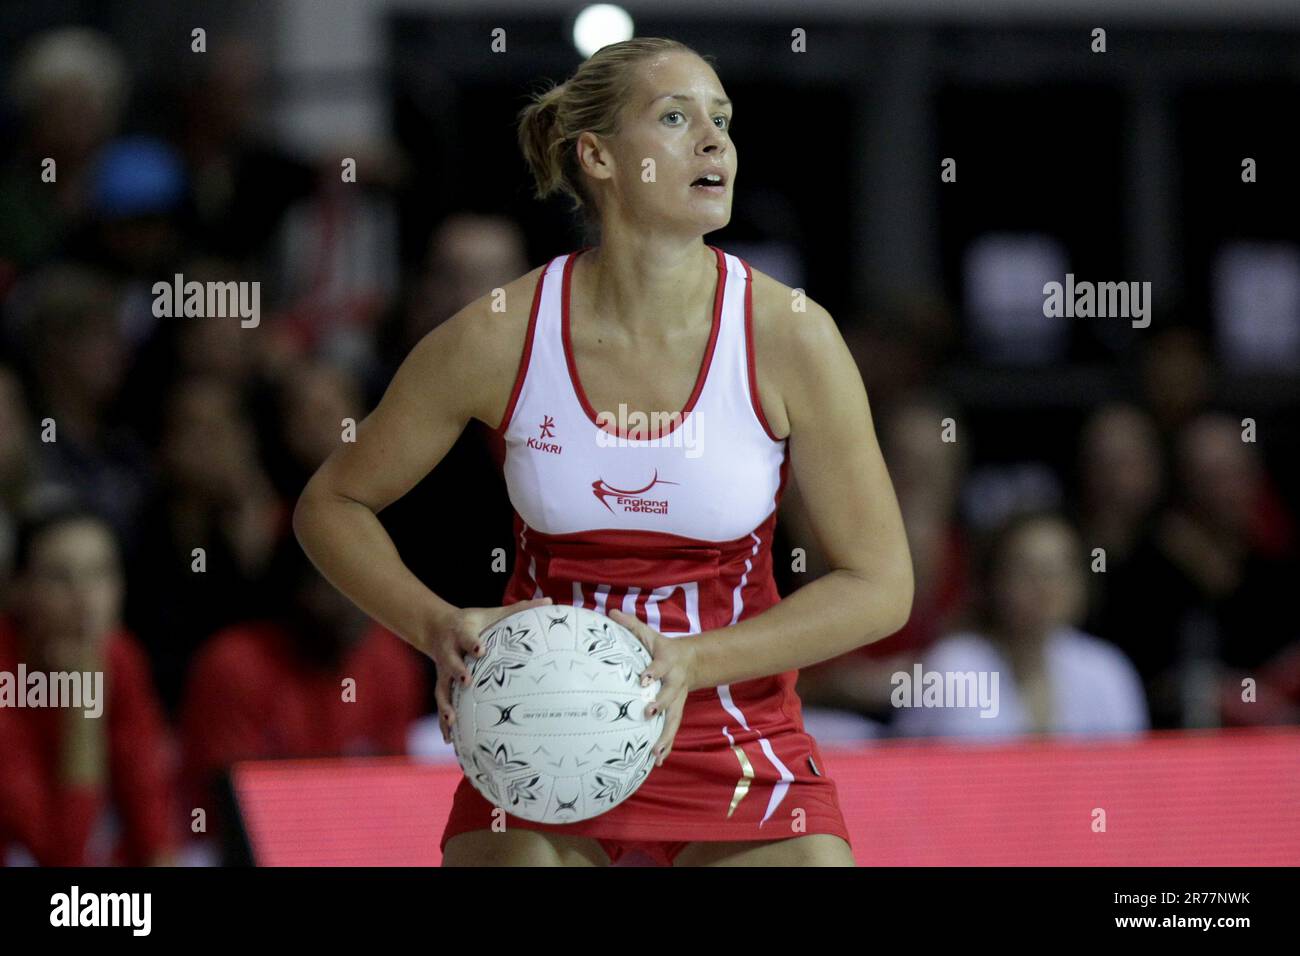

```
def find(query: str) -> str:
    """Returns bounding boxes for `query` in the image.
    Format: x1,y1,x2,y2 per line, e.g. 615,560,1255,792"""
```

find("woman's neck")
578,235,715,338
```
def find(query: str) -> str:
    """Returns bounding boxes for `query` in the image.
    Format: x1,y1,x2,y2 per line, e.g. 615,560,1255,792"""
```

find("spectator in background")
165,36,314,267
11,265,153,556
261,357,364,503
68,135,191,357
168,264,263,386
74,136,189,281
1139,325,1214,437
270,139,405,385
179,534,425,860
0,505,178,866
1075,402,1164,635
123,375,282,716
0,28,129,280
371,215,524,638
373,212,529,400
117,258,268,449
794,392,969,739
0,365,46,590
838,295,957,416
1099,412,1299,728
894,509,1148,741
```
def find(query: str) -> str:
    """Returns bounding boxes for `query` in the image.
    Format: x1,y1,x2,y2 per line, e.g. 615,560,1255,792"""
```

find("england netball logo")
592,469,678,515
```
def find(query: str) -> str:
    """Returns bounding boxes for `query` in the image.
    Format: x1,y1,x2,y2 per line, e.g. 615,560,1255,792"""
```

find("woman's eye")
662,111,732,131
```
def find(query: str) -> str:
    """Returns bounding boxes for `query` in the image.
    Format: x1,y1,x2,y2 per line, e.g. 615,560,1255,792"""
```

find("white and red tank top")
494,245,803,752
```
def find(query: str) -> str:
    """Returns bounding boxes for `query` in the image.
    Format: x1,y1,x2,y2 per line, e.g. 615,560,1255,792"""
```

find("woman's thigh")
442,829,612,866
673,833,854,867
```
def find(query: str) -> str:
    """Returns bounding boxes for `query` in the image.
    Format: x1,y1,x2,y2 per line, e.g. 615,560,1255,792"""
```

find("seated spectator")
894,509,1149,741
1138,325,1213,436
0,364,46,591
1076,402,1164,572
11,266,153,556
0,504,177,866
123,374,282,716
795,393,969,733
373,212,528,397
367,216,524,637
178,534,426,855
261,356,364,503
1096,412,1299,728
1075,401,1166,640
0,28,128,275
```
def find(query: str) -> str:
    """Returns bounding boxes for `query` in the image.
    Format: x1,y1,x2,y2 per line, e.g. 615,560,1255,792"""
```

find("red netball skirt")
440,674,852,865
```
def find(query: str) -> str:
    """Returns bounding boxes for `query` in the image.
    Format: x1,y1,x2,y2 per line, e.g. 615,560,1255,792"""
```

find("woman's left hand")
608,608,697,767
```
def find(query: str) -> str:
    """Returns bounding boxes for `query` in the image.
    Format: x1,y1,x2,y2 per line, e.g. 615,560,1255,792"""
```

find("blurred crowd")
0,27,524,866
793,392,1300,743
0,27,1296,867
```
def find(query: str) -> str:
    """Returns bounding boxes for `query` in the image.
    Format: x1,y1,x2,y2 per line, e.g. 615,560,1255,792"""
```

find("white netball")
449,604,665,824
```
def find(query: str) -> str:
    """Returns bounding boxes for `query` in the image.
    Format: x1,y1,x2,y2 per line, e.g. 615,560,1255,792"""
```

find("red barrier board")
232,728,1300,866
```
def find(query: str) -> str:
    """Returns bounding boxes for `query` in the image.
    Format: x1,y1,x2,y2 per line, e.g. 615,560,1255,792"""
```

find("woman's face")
55,314,126,407
1081,407,1162,516
19,519,123,663
1179,416,1259,537
991,520,1085,638
161,379,253,497
284,364,358,471
581,52,736,236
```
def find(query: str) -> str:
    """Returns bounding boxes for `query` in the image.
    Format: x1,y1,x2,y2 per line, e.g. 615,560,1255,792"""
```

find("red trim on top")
772,442,793,513
561,245,726,440
494,258,551,434
740,257,785,443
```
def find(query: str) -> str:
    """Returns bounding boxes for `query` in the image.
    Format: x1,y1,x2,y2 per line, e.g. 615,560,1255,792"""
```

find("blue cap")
89,135,186,219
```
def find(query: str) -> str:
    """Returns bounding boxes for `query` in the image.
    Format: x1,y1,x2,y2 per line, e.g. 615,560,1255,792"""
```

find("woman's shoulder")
403,262,549,428
445,262,550,357
736,261,841,439
743,261,836,335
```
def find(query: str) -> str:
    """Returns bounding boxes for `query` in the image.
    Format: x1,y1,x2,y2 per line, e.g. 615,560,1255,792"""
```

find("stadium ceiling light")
572,4,635,59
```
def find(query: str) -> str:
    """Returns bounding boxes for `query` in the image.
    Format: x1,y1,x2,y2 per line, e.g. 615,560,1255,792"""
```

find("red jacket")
0,615,178,866
179,619,426,820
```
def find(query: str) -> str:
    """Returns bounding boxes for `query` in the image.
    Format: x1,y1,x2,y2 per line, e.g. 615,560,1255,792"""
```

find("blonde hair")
516,37,714,225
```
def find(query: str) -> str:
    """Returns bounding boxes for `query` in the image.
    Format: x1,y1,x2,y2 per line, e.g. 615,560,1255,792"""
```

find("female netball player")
294,37,912,866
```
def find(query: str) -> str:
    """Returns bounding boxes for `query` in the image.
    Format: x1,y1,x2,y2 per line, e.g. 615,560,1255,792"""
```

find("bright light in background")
572,5,635,59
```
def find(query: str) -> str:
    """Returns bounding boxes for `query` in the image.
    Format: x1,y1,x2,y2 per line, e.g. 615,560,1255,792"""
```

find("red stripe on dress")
740,257,784,443
494,258,551,434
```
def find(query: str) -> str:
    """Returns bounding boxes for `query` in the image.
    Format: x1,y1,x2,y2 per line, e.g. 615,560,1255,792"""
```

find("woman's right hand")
431,597,554,743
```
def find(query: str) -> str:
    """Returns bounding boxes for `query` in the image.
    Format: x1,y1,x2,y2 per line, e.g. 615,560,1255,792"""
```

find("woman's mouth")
690,172,727,194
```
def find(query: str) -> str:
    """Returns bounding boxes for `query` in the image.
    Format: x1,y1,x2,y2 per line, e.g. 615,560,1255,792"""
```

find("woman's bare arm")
687,291,914,690
291,269,540,655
